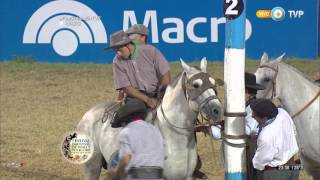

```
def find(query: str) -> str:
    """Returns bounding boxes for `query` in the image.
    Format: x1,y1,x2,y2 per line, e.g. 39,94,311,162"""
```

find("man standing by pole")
223,0,247,179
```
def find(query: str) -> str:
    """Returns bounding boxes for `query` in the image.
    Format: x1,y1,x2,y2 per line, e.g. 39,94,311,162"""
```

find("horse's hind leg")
83,150,103,180
300,155,320,180
308,168,320,180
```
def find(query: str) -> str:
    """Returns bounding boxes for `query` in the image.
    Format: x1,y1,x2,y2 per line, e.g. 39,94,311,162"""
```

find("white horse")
254,53,320,179
76,58,223,180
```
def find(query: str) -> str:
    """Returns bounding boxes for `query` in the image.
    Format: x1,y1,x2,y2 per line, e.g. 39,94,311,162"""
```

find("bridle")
258,64,320,119
258,65,279,99
160,72,221,131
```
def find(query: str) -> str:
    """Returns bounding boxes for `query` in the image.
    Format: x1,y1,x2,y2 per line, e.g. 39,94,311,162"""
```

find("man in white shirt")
210,72,265,180
108,100,165,180
250,99,299,180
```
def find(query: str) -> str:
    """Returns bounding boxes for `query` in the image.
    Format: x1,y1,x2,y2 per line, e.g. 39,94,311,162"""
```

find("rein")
259,64,320,119
291,90,320,118
160,103,194,131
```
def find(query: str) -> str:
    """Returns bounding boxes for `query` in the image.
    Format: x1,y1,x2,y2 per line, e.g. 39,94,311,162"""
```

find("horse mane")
278,61,318,86
169,72,183,88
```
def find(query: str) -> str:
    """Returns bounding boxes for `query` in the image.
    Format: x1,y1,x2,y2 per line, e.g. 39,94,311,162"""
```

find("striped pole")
223,0,247,180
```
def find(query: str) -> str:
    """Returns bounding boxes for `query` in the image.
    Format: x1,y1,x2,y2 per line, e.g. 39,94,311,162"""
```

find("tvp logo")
271,7,285,21
23,0,107,56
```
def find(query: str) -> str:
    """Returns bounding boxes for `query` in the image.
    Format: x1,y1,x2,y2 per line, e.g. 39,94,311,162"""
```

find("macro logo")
256,6,285,21
23,0,107,56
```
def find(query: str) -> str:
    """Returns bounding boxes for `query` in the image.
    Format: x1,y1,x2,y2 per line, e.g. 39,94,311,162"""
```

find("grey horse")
76,58,223,180
254,53,320,180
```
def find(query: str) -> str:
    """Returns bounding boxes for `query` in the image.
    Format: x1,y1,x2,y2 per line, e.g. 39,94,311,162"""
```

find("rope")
222,133,249,148
292,90,320,118
224,112,247,117
101,101,122,123
223,139,248,148
222,133,250,139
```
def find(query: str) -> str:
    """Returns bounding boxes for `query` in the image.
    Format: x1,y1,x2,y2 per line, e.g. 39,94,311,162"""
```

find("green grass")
0,58,319,179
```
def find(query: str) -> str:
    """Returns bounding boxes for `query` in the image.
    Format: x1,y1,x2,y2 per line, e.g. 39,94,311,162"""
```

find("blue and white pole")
223,0,247,180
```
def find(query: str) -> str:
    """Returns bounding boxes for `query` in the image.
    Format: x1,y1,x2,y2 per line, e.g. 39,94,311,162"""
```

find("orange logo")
256,10,272,18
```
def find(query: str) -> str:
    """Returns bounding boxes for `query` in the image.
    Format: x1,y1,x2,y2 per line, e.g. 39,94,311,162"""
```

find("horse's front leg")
83,147,103,180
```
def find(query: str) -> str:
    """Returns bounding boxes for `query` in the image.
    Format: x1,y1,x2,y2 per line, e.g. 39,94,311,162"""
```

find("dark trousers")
257,170,299,180
246,136,257,180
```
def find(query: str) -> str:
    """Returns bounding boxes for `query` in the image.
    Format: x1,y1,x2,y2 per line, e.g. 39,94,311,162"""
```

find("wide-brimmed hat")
245,72,265,90
125,24,149,36
104,30,132,50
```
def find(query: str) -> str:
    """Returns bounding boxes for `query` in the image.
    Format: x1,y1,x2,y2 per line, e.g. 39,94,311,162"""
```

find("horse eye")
193,83,200,88
264,77,270,82
192,79,203,88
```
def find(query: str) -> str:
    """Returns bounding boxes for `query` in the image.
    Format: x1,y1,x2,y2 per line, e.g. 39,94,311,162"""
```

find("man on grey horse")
104,30,171,109
115,24,149,101
105,30,209,179
107,100,165,180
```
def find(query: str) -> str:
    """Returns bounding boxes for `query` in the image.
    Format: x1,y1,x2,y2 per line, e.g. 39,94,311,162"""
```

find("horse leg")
83,149,103,180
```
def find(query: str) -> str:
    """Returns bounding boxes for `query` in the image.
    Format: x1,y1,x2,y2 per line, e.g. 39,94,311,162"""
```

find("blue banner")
0,0,318,63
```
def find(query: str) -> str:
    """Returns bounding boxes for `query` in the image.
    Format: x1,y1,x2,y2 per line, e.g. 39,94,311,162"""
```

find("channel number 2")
225,0,238,15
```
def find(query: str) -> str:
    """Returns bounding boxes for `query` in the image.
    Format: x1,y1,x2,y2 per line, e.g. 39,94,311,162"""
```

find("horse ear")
215,78,224,86
200,57,207,73
261,52,269,65
274,53,285,62
180,58,190,72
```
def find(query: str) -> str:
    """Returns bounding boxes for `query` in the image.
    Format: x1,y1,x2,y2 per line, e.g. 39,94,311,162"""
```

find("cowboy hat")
245,72,265,90
104,30,132,50
125,24,149,36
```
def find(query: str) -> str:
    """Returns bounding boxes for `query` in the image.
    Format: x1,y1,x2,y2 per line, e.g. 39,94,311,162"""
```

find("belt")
140,90,157,98
128,166,163,179
264,156,295,171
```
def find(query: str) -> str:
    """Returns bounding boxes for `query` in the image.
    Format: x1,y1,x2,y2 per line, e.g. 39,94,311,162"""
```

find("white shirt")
119,120,165,169
210,105,258,139
252,108,299,170
245,106,259,135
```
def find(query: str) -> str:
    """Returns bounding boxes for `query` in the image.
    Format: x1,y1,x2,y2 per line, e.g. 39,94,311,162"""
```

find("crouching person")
107,100,165,180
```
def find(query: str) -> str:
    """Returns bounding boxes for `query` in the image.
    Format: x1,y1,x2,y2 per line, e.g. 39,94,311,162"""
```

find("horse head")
179,58,223,125
255,52,285,99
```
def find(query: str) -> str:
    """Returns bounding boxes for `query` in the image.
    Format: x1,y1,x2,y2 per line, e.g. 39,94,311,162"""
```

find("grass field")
0,58,319,179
